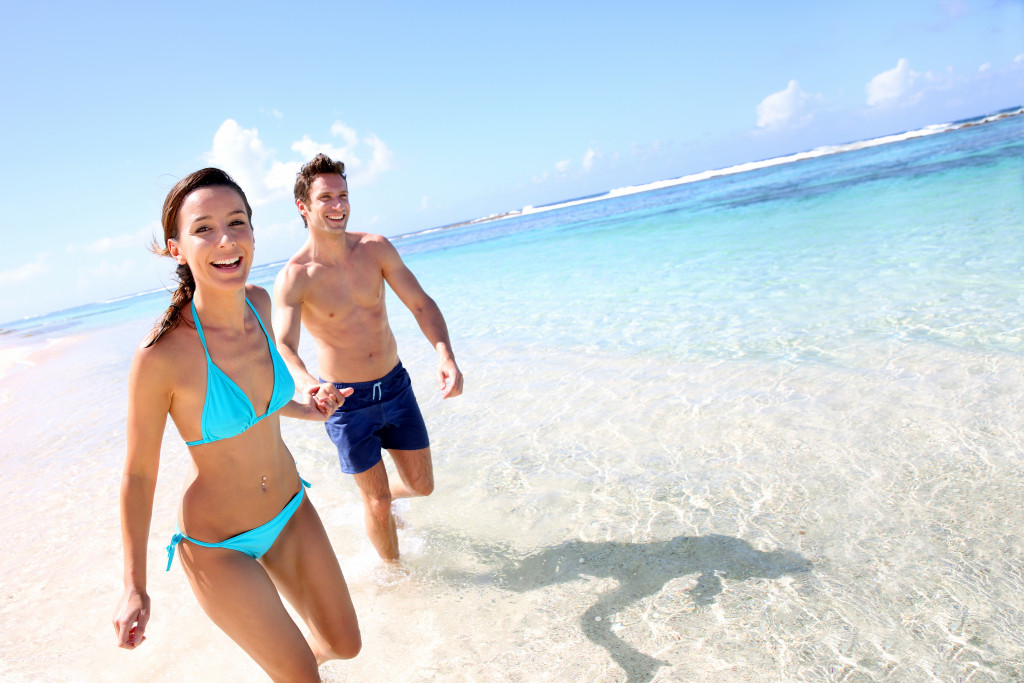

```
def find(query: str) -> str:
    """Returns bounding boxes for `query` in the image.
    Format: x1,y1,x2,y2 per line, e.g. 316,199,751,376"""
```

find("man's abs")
309,319,401,383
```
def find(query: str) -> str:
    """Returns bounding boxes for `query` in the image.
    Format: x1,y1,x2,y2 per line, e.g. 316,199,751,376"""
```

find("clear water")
1,113,1022,681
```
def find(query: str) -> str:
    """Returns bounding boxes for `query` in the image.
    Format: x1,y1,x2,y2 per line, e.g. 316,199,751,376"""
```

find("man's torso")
294,235,400,382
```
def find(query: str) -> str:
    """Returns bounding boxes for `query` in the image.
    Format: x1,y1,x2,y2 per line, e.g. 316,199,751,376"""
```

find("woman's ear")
167,238,186,265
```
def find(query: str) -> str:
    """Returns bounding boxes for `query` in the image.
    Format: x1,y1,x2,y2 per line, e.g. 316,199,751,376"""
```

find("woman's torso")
157,289,300,542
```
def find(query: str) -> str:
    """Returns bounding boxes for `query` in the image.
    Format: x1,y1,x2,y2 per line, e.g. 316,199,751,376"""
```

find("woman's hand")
113,586,150,650
287,384,353,422
307,382,352,416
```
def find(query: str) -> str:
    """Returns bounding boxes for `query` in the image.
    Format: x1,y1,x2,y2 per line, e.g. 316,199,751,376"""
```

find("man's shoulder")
351,231,392,248
351,232,400,263
276,251,316,287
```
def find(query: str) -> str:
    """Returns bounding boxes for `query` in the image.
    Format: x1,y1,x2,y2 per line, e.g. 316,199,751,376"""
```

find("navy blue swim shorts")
323,362,430,475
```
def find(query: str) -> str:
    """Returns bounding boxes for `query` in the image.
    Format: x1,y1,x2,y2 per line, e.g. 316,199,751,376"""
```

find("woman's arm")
113,344,172,650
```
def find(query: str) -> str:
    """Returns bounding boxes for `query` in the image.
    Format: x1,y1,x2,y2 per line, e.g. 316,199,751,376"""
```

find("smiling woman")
145,170,255,347
112,168,361,680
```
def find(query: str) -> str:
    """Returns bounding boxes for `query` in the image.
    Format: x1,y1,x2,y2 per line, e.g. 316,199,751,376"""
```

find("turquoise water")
1,112,1022,681
402,115,1023,361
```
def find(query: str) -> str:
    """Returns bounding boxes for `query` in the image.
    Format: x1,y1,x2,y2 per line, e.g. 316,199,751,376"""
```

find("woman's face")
169,186,254,291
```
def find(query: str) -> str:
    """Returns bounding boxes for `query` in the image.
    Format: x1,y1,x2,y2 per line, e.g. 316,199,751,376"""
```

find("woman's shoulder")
135,313,198,375
245,284,272,318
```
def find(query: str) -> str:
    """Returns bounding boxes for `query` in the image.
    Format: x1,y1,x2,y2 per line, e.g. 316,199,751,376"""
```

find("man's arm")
272,266,346,410
378,238,464,398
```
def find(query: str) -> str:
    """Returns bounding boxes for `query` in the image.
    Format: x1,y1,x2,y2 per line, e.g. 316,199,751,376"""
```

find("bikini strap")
166,531,184,571
189,299,212,362
245,298,273,342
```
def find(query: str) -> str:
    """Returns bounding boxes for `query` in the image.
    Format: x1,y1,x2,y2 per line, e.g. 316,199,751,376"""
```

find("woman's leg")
178,543,320,682
261,494,362,664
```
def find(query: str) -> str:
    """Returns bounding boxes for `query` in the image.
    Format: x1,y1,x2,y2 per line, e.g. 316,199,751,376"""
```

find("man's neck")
306,227,352,264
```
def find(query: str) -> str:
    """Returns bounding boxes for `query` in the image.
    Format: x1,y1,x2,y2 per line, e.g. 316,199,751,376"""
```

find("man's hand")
306,382,353,415
438,358,463,399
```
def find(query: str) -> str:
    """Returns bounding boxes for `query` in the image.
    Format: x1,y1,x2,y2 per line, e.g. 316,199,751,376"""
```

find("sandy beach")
1,322,1022,681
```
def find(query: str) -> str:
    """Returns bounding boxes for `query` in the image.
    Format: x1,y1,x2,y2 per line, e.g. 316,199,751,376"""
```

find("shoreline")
393,105,1024,240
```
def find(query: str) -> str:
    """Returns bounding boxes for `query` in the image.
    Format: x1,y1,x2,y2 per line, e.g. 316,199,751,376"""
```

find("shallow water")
1,114,1022,681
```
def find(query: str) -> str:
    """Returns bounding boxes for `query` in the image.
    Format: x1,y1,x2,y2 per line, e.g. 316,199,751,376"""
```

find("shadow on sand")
436,533,811,682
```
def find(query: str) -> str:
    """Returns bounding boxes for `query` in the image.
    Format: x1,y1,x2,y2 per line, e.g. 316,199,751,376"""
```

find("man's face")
298,174,349,232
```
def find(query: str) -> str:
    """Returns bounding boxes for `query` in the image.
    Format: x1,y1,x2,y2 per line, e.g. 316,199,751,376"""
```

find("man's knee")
363,492,393,521
411,474,434,497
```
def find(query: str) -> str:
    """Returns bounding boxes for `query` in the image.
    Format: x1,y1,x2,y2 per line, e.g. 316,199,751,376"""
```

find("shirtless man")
273,153,463,562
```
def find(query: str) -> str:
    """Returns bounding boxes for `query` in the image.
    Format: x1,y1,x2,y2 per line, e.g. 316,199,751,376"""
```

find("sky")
0,0,1021,323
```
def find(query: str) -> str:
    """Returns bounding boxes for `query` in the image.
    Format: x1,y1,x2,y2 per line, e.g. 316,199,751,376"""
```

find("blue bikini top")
185,298,295,447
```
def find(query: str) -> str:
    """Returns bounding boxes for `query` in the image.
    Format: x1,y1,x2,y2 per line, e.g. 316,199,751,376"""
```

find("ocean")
0,108,1021,681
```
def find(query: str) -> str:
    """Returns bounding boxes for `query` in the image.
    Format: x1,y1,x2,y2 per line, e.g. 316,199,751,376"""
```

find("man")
273,153,463,562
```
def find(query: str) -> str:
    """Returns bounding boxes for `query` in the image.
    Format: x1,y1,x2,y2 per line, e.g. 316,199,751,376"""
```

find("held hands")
113,587,150,650
306,382,354,418
438,357,464,399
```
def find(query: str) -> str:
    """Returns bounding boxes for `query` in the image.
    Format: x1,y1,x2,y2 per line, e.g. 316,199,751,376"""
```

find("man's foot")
372,560,411,587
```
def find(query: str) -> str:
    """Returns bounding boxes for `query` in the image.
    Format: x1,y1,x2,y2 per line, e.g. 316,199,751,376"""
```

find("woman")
112,168,360,680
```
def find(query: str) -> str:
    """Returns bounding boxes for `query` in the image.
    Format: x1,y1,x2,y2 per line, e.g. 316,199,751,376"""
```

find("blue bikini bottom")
166,478,310,571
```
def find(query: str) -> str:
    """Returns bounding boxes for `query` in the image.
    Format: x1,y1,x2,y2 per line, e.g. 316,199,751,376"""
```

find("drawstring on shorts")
372,381,382,401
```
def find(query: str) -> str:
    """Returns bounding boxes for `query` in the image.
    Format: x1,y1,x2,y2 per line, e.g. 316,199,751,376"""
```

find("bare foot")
373,560,411,587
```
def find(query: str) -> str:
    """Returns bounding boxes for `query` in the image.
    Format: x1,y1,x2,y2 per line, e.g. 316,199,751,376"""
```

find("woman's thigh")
261,495,361,659
179,543,319,680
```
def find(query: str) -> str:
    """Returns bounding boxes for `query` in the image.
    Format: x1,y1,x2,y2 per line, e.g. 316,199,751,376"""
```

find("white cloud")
582,148,598,172
290,122,394,188
205,119,280,205
0,256,49,287
330,121,359,148
75,224,156,254
204,119,396,205
77,258,140,291
756,80,816,128
265,160,302,194
866,59,921,107
1014,54,1024,67
939,0,970,19
362,134,395,186
555,159,570,173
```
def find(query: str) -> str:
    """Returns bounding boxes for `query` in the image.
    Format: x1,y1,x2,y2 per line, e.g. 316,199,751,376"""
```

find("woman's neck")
191,286,249,332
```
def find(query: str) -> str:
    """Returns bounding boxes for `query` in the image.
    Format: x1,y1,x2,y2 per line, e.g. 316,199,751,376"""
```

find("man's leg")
351,461,400,561
350,448,433,561
387,447,434,499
